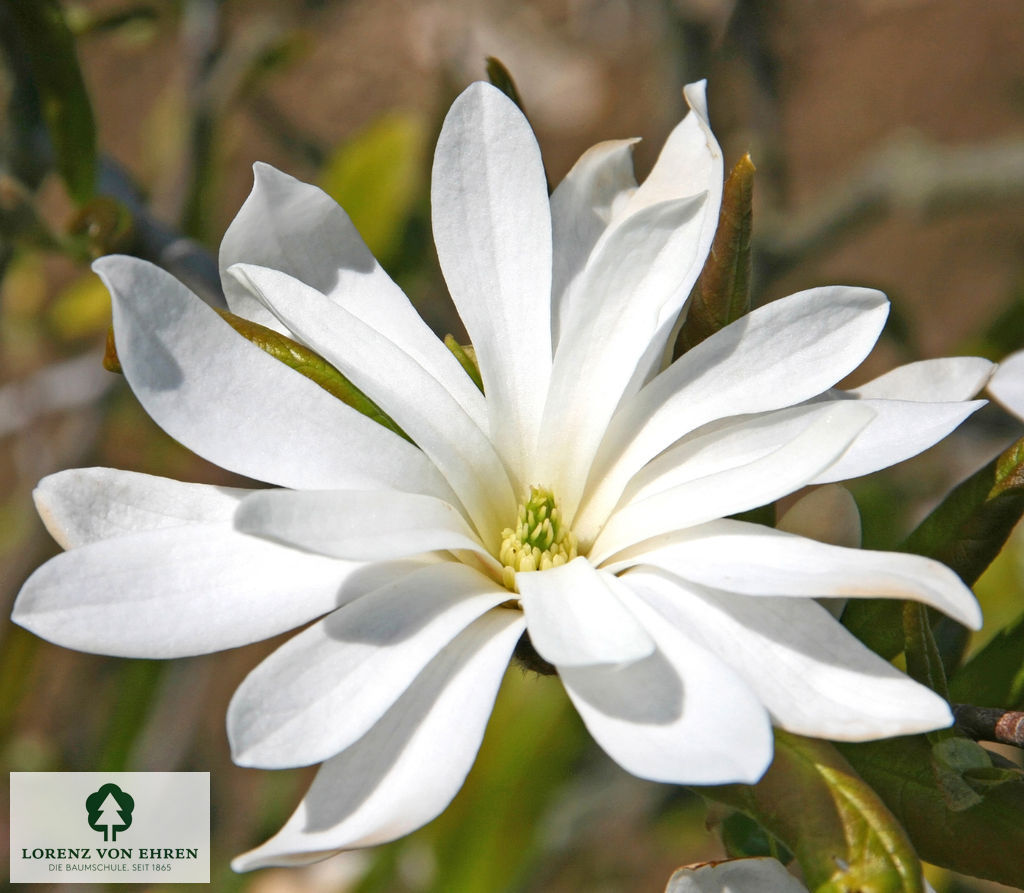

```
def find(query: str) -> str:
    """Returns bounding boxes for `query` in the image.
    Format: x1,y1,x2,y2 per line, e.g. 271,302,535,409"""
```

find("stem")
953,704,1024,747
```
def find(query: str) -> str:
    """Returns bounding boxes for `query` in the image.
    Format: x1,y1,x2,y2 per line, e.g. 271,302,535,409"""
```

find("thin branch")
759,135,1024,275
0,349,113,440
953,704,1024,748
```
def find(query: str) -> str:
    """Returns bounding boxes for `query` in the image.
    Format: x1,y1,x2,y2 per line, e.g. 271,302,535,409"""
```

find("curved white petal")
431,82,552,479
220,163,487,428
34,467,247,549
232,610,523,869
235,488,499,573
619,402,868,507
95,255,449,497
630,569,953,740
610,518,981,629
541,194,708,517
550,138,639,344
618,80,725,391
576,286,889,540
666,858,809,893
811,397,985,484
988,349,1024,420
590,402,874,562
777,483,862,549
516,557,654,666
560,583,772,785
227,562,509,769
12,524,410,658
851,356,994,401
229,263,514,546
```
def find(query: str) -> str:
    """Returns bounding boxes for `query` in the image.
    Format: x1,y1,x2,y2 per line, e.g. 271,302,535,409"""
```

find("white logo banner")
10,772,210,884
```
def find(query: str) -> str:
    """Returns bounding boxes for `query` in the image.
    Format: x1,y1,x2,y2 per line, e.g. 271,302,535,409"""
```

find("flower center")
499,486,578,590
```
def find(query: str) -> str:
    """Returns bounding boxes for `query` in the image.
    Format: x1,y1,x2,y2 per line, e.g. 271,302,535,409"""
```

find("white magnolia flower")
988,349,1024,420
14,81,987,870
665,859,937,893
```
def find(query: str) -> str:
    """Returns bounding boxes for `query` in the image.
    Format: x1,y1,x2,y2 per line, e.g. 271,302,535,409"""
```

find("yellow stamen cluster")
499,486,578,591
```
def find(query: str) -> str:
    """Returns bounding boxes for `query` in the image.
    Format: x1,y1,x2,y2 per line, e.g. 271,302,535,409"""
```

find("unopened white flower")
988,349,1024,420
14,81,986,870
665,859,937,893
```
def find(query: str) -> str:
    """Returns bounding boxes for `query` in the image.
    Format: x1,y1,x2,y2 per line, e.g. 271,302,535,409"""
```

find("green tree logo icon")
85,783,135,842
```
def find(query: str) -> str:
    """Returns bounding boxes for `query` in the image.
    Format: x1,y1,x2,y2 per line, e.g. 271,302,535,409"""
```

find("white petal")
625,81,720,218
611,518,982,629
617,80,725,391
95,255,449,497
541,194,708,517
516,557,654,666
12,524,408,657
34,467,247,549
576,286,889,541
233,610,523,869
229,263,515,546
550,138,639,344
560,583,772,784
235,488,499,573
810,397,985,484
590,402,874,562
431,82,552,478
666,858,808,893
619,402,866,507
777,484,862,548
220,163,487,428
988,349,1024,420
850,356,994,401
631,569,953,740
227,562,509,768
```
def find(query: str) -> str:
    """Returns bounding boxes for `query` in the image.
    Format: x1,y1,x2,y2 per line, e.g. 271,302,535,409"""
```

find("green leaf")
6,0,97,203
444,335,484,393
674,154,755,356
843,434,1024,660
485,56,525,112
104,308,408,440
902,602,948,699
840,735,1024,888
216,311,409,441
319,113,427,263
703,730,924,893
949,611,1024,708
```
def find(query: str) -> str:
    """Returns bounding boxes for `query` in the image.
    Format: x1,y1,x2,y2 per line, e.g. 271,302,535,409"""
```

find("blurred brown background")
2,1,1024,890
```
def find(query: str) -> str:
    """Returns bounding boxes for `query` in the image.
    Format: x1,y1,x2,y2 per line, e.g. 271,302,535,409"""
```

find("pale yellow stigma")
499,486,578,590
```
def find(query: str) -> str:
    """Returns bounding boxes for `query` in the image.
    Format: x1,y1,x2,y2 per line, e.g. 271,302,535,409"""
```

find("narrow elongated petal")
220,163,486,428
619,402,868,507
232,610,523,869
630,569,954,739
810,397,985,484
576,286,889,539
560,584,772,784
617,80,725,389
541,194,707,517
34,467,247,549
850,356,994,401
609,518,981,629
516,557,654,666
235,489,498,572
988,349,1024,419
229,264,514,546
431,82,552,478
590,402,874,562
95,255,450,497
227,562,509,769
12,524,411,657
549,138,638,343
